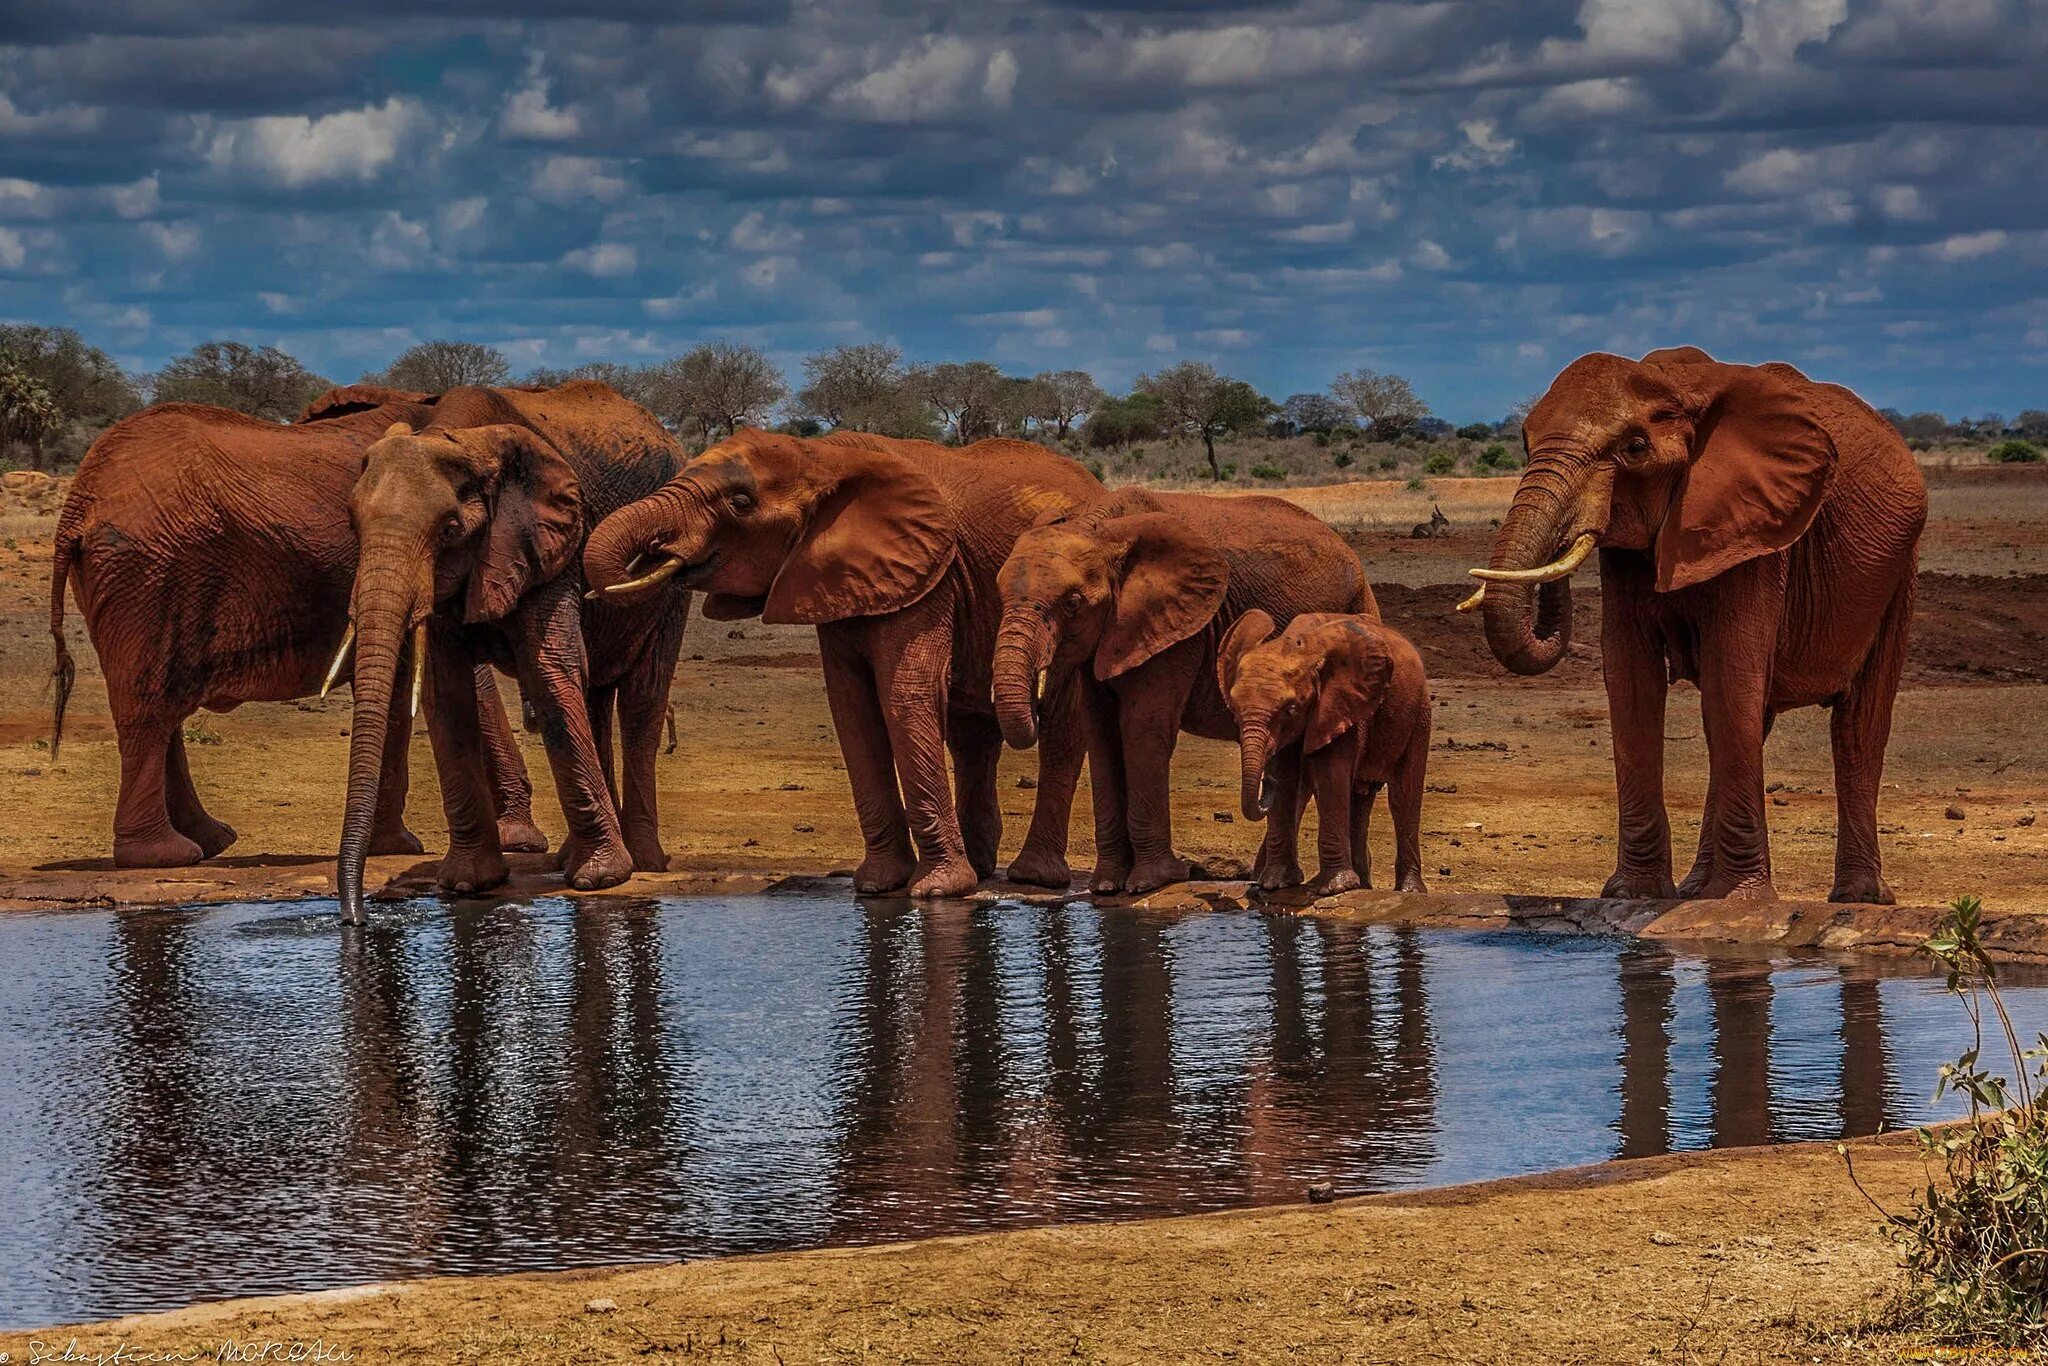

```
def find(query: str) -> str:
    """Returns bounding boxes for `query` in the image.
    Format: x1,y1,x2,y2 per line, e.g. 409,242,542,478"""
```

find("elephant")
333,380,693,922
1217,611,1431,895
48,389,544,868
1463,346,1926,904
992,488,1374,893
582,429,1105,898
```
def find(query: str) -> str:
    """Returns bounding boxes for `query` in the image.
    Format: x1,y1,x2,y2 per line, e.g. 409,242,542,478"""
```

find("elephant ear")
457,424,585,623
763,445,957,625
1095,512,1230,681
1305,622,1392,754
1655,366,1835,593
1216,608,1277,702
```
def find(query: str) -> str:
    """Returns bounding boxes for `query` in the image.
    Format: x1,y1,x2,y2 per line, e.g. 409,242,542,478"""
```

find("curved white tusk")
320,621,355,698
1036,667,1048,704
1468,532,1597,585
598,556,683,598
409,624,427,720
1455,584,1487,613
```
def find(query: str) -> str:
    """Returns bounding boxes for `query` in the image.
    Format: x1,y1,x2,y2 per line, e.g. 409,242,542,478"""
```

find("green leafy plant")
1249,462,1285,480
1989,440,2041,465
1422,450,1456,476
1331,450,1354,469
1476,442,1521,471
1404,476,1428,492
1377,454,1400,472
1843,895,2048,1347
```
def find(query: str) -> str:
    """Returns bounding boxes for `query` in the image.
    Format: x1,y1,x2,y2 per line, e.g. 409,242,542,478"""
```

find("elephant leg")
111,709,203,868
1693,569,1781,901
1676,768,1720,899
948,711,1003,881
1387,729,1429,893
421,625,509,897
589,683,620,812
366,673,426,857
1599,551,1677,899
1255,742,1306,891
1307,736,1361,896
1116,644,1202,894
1352,780,1381,891
820,626,913,894
1829,580,1911,906
475,667,547,854
1083,680,1135,894
513,583,631,893
613,599,687,874
1009,673,1081,889
871,600,978,898
164,728,236,859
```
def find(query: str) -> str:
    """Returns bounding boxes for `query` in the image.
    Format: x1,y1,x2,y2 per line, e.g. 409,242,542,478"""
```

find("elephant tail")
48,503,81,760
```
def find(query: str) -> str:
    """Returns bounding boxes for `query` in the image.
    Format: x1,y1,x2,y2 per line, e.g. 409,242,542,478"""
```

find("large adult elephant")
1465,346,1926,903
333,381,692,922
992,489,1372,893
582,430,1104,897
48,388,543,868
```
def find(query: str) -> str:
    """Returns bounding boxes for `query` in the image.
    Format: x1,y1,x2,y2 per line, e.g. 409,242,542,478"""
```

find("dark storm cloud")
3,0,2046,417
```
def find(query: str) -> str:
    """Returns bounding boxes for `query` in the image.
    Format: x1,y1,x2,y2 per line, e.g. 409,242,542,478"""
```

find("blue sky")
3,0,2045,422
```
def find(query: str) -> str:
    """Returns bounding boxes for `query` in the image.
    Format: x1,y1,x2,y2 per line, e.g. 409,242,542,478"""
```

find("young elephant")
1218,611,1431,895
993,489,1372,894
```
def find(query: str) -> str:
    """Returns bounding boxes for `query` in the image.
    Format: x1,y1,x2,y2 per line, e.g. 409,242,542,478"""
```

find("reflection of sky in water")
4,895,2047,1330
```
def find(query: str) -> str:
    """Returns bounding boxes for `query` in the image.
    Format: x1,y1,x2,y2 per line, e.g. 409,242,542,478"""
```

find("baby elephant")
1219,611,1432,895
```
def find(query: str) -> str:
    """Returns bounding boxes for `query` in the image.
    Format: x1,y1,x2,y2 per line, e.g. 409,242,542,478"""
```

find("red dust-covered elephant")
582,430,1105,897
48,386,543,869
1464,347,1926,904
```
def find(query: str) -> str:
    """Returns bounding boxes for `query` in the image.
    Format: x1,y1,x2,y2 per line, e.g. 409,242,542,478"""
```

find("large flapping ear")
762,443,958,625
1305,621,1393,754
1655,365,1835,593
454,424,584,623
1094,511,1230,680
1216,608,1277,702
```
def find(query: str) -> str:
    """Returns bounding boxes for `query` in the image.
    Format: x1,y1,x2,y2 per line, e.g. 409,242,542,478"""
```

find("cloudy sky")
3,0,2045,420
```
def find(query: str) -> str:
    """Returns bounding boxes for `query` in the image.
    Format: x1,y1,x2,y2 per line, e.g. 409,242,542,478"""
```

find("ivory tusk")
1468,532,1597,585
598,555,683,598
320,621,355,698
1035,667,1048,703
1455,584,1487,613
409,624,427,720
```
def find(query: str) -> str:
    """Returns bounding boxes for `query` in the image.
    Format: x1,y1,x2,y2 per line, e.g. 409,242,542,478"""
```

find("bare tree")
1280,392,1349,435
680,342,787,438
373,340,512,393
1136,361,1274,479
1031,369,1104,439
154,341,333,422
794,342,932,436
908,360,1008,442
1331,367,1428,437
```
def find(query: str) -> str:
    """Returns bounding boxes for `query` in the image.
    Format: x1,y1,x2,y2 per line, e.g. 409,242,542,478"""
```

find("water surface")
1,893,2039,1329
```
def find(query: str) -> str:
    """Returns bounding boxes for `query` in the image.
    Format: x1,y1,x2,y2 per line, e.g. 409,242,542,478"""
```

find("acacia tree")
1281,392,1349,435
908,360,1008,442
1136,361,1274,478
374,340,512,392
0,324,140,430
0,353,62,470
154,341,332,421
1031,369,1104,439
794,342,931,436
1331,367,1427,438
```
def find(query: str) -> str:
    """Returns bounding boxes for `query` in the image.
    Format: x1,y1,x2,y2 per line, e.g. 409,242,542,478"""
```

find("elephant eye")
1061,592,1083,616
1623,435,1649,456
729,491,755,513
440,511,464,542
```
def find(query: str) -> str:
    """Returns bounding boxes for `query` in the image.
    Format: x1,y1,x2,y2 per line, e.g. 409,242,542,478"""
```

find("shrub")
1843,896,2048,1349
1220,463,1238,480
1476,442,1521,471
1249,462,1285,481
1989,440,2042,464
1422,450,1456,476
1083,458,1105,480
1455,422,1494,441
1405,476,1427,492
1332,450,1354,470
1377,453,1399,472
1313,431,1331,448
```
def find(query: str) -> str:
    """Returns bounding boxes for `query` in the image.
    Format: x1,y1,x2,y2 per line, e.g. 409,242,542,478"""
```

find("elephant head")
1218,611,1391,821
581,429,959,624
334,419,581,921
991,496,1228,749
1467,347,1836,675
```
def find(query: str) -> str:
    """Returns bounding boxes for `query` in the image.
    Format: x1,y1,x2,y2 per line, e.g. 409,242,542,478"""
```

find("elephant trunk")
993,611,1057,750
1239,719,1274,822
584,480,712,599
1479,457,1587,677
336,533,429,924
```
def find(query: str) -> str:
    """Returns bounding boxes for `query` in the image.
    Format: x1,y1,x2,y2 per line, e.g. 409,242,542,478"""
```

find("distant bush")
1249,462,1285,480
1220,463,1238,480
1988,440,2041,464
1312,431,1331,448
1405,476,1427,492
1377,454,1399,471
1083,458,1105,479
1455,423,1494,441
1331,450,1354,470
1476,442,1520,471
1422,450,1456,476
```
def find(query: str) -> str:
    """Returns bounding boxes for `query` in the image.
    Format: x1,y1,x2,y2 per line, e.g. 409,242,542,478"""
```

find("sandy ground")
1,1131,1941,1362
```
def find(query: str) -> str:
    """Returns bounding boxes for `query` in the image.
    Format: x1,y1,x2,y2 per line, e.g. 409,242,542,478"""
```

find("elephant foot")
438,845,509,898
1394,869,1427,894
366,824,426,857
854,850,916,896
1006,847,1074,889
626,835,670,874
178,815,238,860
1603,867,1678,900
909,857,981,899
1697,870,1777,902
561,836,634,891
114,829,204,869
1258,862,1306,892
1829,871,1895,906
1309,867,1362,897
497,815,549,854
1089,855,1132,896
1123,855,1199,895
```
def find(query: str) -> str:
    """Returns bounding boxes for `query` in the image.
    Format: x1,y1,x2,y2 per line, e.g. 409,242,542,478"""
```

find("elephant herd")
48,345,1929,920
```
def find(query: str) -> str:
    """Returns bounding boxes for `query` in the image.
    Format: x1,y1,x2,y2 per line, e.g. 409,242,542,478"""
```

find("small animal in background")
1410,504,1451,539
1218,610,1432,896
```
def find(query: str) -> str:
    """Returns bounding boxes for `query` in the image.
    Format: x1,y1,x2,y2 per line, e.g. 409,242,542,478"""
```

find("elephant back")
424,381,689,525
1154,490,1374,628
924,437,1108,578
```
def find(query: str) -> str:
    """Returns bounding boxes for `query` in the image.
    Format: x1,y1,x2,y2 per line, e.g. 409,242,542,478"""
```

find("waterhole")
3,892,2042,1328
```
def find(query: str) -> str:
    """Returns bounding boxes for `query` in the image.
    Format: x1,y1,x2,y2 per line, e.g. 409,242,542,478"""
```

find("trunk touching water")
1239,719,1274,822
1477,460,1588,678
993,612,1057,750
336,535,426,924
584,481,713,598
